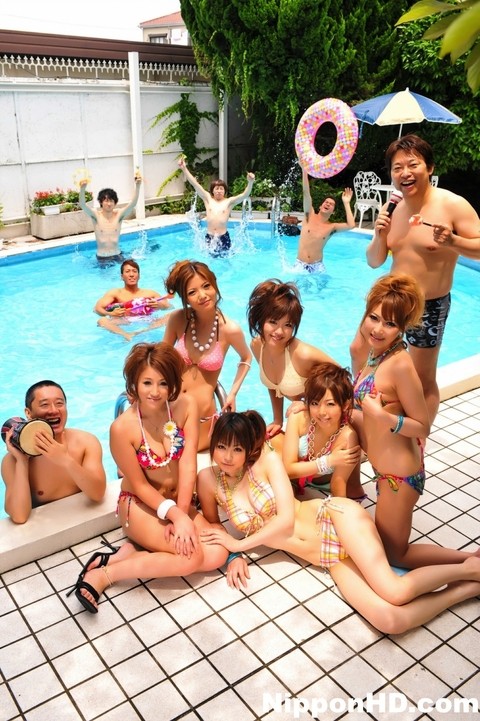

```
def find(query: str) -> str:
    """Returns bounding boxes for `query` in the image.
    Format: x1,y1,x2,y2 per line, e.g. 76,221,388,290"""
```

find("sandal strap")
102,566,113,587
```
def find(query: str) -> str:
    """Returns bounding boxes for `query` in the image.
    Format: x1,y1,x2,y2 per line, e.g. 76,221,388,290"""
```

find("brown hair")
247,279,303,338
210,410,266,465
120,258,140,274
362,274,425,332
165,260,222,313
304,363,353,416
385,134,434,174
123,342,185,402
209,179,228,196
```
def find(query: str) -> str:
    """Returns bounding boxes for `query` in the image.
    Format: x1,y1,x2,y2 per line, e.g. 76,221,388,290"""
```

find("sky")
2,1,181,41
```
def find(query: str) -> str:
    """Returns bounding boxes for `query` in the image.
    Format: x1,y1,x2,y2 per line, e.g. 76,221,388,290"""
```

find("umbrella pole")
398,123,403,139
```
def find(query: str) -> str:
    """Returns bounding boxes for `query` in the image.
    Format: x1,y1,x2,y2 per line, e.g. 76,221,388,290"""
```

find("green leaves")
396,0,480,91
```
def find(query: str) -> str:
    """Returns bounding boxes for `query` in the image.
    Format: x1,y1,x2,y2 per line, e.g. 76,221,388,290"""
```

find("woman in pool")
353,274,475,568
247,279,334,447
283,361,363,498
68,342,227,613
197,411,480,635
163,260,252,451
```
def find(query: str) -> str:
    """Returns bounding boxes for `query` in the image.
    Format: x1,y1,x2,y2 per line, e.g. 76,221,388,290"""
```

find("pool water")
1,221,479,517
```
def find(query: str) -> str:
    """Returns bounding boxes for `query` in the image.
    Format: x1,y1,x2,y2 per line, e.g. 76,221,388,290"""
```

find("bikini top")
353,341,406,410
259,344,306,399
215,466,277,536
136,404,185,470
176,319,224,372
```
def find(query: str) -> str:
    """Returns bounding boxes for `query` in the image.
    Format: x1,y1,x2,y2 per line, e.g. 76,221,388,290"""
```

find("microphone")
386,190,403,217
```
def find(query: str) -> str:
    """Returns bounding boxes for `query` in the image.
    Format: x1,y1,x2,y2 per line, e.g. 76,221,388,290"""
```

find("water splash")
132,228,149,259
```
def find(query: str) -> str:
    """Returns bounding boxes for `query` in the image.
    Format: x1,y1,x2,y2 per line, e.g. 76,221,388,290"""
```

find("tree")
180,0,407,179
396,0,480,92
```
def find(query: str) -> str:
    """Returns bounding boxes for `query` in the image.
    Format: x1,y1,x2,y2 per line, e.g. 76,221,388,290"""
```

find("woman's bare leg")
375,479,473,567
328,498,480,604
331,559,480,635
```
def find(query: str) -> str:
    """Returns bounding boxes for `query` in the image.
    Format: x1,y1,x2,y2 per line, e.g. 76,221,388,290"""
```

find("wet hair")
210,410,266,466
362,274,425,332
97,188,118,205
165,259,222,313
385,134,434,174
304,363,353,416
121,258,140,274
25,380,66,409
209,179,228,196
247,279,303,339
123,342,185,402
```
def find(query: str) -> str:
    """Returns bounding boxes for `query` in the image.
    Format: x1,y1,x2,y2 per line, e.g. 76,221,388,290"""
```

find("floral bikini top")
136,404,185,470
353,340,406,410
215,467,277,536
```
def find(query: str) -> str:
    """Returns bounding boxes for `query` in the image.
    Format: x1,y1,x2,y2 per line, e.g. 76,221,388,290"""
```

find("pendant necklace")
366,338,405,368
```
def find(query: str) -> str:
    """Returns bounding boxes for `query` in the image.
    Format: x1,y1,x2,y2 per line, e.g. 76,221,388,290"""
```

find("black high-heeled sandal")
73,566,113,614
66,540,118,600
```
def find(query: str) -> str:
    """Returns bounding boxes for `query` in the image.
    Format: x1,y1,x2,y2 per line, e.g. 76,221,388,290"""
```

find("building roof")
0,29,194,65
140,12,184,28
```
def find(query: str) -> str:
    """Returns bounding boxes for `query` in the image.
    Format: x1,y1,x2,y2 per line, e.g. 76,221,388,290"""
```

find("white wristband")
157,499,177,520
315,454,334,476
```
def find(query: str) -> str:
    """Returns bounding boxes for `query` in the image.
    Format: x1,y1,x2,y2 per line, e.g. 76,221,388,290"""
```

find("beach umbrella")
352,88,462,138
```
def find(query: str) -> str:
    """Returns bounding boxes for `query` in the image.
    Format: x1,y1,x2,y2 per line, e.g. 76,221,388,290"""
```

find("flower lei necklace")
191,311,218,352
137,402,178,469
307,419,346,460
366,338,405,368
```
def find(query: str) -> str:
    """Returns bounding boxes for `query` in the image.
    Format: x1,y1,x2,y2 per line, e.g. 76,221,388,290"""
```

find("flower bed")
30,188,94,239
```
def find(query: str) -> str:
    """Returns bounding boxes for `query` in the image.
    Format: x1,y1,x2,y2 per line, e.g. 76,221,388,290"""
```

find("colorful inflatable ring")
106,294,172,316
295,98,359,179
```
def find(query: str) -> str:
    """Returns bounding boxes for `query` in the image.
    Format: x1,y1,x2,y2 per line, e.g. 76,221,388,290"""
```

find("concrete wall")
0,80,218,223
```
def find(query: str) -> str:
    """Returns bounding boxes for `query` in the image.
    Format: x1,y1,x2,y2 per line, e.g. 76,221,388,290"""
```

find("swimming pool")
1,221,479,517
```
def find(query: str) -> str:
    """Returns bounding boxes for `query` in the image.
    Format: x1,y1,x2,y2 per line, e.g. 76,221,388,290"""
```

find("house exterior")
140,12,189,46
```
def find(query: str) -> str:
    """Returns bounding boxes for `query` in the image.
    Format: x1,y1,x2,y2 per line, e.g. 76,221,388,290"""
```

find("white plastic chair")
353,171,382,228
431,175,439,187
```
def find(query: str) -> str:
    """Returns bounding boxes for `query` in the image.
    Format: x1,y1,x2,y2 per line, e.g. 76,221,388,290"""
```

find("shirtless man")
79,171,142,263
178,157,255,256
94,258,173,341
350,134,480,422
1,381,106,524
295,170,355,272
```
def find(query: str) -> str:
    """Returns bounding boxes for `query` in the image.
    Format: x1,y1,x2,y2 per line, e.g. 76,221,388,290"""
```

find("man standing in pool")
79,170,142,264
294,169,355,273
94,258,173,341
350,134,480,423
178,157,255,256
1,381,106,524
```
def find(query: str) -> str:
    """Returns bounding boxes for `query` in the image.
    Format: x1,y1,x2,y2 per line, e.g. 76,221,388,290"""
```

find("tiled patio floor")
1,389,479,721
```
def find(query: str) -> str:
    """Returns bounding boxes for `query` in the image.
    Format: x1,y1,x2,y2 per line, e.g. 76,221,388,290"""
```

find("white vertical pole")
128,51,145,220
218,94,228,183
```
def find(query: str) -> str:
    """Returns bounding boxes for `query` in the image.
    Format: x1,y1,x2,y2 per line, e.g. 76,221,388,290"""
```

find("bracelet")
315,454,334,475
390,415,404,434
156,499,177,520
226,552,243,565
237,361,251,368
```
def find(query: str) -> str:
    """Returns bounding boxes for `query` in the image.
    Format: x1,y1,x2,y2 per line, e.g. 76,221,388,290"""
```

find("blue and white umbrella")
352,88,462,138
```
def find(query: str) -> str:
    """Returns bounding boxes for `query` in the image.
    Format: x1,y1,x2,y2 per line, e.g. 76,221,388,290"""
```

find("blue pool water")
1,221,479,517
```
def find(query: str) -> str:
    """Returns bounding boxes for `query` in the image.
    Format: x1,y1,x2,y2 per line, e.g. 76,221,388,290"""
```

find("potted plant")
30,188,94,239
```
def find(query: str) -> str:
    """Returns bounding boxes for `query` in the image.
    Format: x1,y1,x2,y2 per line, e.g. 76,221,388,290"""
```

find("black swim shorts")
406,293,451,348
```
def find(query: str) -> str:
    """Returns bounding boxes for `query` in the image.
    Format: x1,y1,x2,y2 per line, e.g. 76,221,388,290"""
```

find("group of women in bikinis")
70,260,480,635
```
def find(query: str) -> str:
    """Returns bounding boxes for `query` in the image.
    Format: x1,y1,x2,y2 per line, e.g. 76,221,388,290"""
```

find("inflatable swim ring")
106,294,172,316
295,98,358,179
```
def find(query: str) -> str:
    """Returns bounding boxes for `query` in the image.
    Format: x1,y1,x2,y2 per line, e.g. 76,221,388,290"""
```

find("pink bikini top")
176,324,224,373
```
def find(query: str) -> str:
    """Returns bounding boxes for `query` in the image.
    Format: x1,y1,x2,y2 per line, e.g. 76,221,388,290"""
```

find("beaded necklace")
307,419,346,461
191,312,218,352
136,401,178,469
366,338,405,368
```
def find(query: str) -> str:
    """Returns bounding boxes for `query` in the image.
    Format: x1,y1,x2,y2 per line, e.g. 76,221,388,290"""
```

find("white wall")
0,81,217,222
